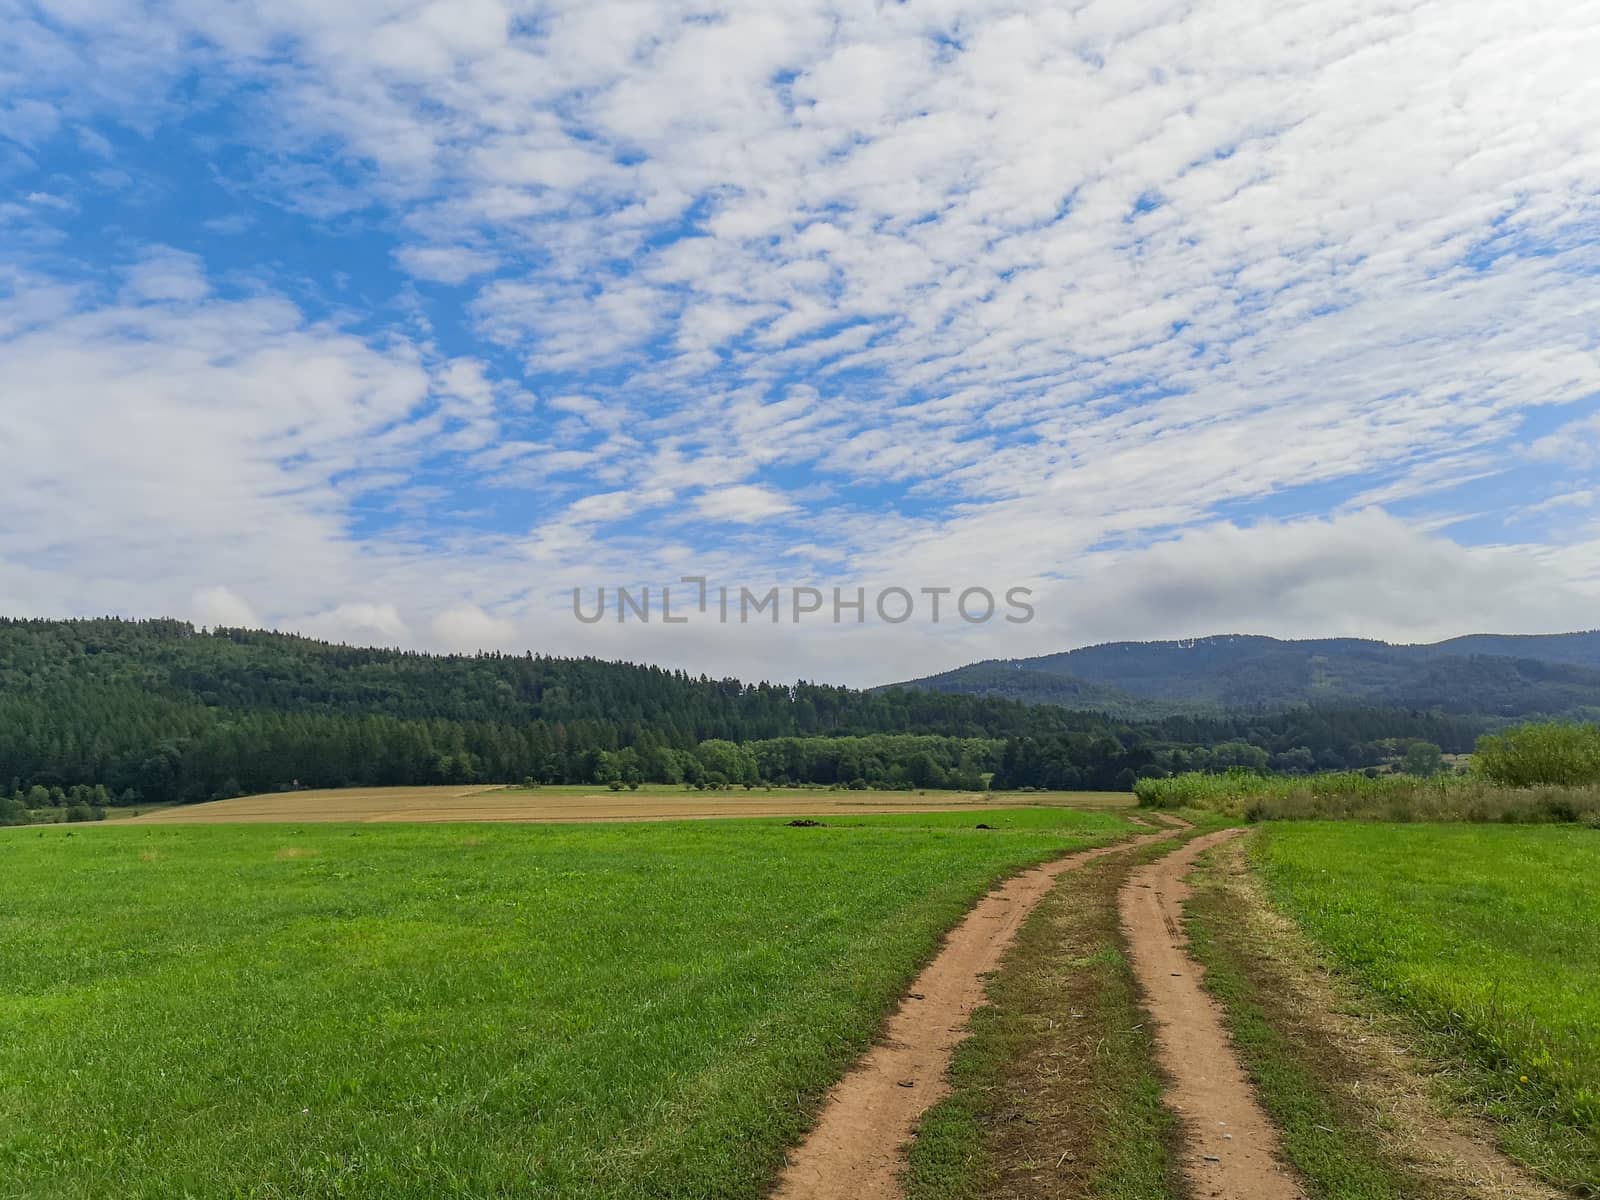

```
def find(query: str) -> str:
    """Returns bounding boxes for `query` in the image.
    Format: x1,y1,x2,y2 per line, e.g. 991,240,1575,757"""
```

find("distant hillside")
889,632,1600,719
891,661,1209,719
1,617,1488,807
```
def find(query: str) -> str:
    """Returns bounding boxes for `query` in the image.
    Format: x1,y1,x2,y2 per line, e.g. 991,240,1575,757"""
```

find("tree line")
0,618,1486,816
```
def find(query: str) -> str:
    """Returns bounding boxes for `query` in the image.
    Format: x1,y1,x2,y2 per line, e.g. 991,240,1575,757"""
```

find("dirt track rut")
1120,829,1304,1200
770,827,1177,1200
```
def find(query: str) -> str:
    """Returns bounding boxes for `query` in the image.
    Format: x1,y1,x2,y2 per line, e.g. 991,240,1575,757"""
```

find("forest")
0,618,1486,818
897,631,1600,717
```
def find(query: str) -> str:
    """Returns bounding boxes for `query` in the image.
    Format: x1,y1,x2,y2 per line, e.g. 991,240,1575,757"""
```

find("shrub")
1473,722,1600,787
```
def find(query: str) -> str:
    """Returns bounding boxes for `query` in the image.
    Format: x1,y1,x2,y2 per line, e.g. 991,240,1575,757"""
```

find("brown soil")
1119,829,1304,1200
108,786,1132,825
771,828,1178,1200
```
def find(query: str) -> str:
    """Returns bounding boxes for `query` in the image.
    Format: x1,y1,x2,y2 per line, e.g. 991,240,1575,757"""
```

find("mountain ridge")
886,631,1600,718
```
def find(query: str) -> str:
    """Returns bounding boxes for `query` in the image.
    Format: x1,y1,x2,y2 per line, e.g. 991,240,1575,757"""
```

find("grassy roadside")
903,830,1203,1200
1136,770,1600,824
1184,839,1435,1200
1251,823,1600,1193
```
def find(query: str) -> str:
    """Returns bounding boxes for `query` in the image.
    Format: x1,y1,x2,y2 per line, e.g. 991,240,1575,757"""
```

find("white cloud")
3,1,1600,685
25,191,76,212
393,244,498,284
694,485,796,524
75,125,113,158
782,542,849,562
190,585,260,629
1518,490,1597,518
202,212,255,235
0,265,486,625
1057,511,1600,648
123,247,209,302
300,602,411,646
430,603,517,650
1529,413,1600,466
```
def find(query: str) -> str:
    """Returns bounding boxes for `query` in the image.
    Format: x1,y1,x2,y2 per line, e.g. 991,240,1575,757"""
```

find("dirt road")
770,827,1178,1200
1120,829,1304,1200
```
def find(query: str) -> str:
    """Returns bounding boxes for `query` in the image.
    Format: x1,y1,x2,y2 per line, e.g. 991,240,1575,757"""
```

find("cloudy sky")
3,0,1599,685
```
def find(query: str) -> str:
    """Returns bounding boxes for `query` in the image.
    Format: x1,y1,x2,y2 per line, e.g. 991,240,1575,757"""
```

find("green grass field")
1253,823,1600,1188
0,808,1129,1199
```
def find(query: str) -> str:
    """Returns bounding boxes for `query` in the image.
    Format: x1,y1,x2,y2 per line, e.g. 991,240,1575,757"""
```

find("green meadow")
1254,822,1600,1187
0,809,1127,1200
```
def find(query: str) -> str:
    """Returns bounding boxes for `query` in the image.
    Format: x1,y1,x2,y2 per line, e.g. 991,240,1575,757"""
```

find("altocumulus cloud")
0,0,1598,683
694,486,797,524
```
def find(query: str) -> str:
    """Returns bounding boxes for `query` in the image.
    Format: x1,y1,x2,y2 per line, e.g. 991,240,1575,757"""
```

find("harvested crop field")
112,785,1132,824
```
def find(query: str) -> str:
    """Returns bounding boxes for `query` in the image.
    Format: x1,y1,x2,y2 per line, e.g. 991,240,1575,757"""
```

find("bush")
1473,722,1600,787
1401,741,1445,777
65,803,105,823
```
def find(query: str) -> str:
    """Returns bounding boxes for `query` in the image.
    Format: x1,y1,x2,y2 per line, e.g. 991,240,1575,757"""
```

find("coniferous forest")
0,618,1485,819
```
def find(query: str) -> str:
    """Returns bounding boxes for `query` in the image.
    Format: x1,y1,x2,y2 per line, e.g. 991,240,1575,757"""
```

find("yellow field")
112,785,1133,824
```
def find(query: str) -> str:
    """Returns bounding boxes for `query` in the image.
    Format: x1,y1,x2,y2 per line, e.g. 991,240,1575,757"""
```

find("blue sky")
3,0,1599,685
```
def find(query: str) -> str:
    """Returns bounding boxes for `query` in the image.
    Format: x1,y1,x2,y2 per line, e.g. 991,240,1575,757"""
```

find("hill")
889,632,1600,718
0,617,1483,808
0,615,1110,803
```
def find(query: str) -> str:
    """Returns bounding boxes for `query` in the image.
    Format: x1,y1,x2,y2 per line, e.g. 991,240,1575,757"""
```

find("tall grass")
1135,769,1600,824
1138,721,1600,822
1134,769,1453,812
